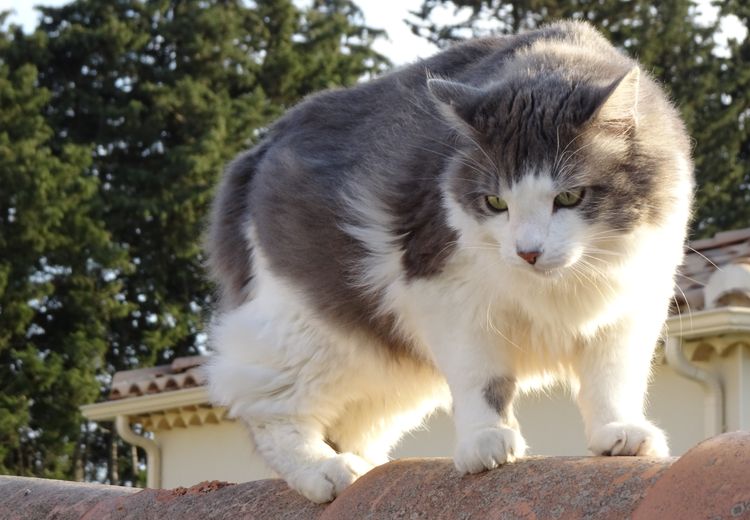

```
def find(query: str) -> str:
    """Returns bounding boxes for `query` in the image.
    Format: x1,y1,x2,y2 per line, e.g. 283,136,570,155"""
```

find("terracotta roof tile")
1,432,748,519
633,431,750,519
674,228,750,314
109,357,206,400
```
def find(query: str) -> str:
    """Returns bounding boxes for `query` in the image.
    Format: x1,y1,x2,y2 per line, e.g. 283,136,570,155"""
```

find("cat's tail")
205,141,271,310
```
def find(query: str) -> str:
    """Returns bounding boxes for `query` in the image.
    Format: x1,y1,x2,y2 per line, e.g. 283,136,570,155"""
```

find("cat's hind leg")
247,417,373,503
207,298,376,503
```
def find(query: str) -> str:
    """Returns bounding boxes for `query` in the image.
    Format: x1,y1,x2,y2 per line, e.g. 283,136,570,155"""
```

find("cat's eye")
485,195,508,212
554,188,585,209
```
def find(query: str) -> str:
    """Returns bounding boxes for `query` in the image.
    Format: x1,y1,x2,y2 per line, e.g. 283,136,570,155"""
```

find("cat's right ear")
426,78,484,134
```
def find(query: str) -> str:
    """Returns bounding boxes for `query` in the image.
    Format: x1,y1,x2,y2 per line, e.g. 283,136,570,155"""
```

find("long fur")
205,21,693,503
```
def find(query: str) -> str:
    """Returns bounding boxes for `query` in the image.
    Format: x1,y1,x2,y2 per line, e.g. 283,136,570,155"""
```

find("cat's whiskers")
485,298,522,351
460,133,498,174
584,228,633,238
577,253,614,278
553,126,562,170
412,148,490,179
564,261,601,301
406,176,495,194
685,246,721,271
430,239,501,264
403,93,499,176
583,246,624,258
574,266,613,304
458,246,504,253
569,263,600,297
675,272,705,287
415,132,488,168
408,143,496,183
552,132,585,172
421,132,501,178
584,237,630,246
556,140,625,182
669,294,684,342
671,279,694,333
565,263,586,293
583,268,617,298
555,138,601,178
577,256,617,288
455,148,496,176
576,257,619,301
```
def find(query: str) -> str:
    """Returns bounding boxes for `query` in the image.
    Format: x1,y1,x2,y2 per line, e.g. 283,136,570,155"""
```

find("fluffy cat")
205,21,693,503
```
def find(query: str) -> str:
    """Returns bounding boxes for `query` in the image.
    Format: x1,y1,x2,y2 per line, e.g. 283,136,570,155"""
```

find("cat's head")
428,65,691,278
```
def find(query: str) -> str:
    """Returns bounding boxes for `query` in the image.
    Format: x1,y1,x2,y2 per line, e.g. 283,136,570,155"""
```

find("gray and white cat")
205,21,693,503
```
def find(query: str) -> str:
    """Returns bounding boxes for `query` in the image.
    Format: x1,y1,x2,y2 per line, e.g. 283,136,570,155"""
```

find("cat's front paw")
288,453,373,503
589,421,669,457
454,426,527,474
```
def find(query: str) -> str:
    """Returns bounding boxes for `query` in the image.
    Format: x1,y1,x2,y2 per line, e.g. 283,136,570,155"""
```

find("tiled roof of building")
108,227,750,401
1,432,748,519
109,355,206,400
674,227,750,314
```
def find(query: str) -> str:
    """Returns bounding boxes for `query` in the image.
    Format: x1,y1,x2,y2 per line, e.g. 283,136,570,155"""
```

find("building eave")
665,306,750,340
81,387,209,422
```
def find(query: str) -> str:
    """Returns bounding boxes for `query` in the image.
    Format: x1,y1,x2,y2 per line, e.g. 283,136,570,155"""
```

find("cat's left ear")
426,78,484,134
581,67,641,129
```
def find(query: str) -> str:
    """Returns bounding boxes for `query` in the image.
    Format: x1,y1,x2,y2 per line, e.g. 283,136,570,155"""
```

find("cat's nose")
517,249,541,265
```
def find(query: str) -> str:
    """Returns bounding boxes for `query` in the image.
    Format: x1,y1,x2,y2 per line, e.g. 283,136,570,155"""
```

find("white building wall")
644,361,709,455
157,422,273,488
718,345,750,432
393,361,708,459
740,346,750,430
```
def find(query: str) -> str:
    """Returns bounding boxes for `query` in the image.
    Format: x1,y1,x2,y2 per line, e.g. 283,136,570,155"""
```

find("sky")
0,0,440,64
0,0,746,64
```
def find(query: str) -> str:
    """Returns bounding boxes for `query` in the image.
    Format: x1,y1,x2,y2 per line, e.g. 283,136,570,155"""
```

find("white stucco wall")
717,345,750,432
157,422,274,488
152,353,740,488
392,360,708,459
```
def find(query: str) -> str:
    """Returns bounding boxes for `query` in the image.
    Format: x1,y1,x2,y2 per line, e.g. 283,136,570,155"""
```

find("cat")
205,20,693,503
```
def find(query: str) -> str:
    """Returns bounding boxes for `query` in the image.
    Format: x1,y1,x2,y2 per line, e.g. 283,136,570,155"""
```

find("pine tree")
3,0,388,482
0,18,129,478
408,0,749,237
697,0,750,235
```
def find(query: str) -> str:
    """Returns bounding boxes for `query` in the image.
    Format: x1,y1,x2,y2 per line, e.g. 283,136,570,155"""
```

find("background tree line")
0,0,747,485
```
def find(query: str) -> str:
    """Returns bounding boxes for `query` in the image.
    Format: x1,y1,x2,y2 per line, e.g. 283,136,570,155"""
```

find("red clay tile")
0,476,325,519
3,434,748,520
323,456,673,520
0,476,138,520
87,479,325,519
633,431,750,520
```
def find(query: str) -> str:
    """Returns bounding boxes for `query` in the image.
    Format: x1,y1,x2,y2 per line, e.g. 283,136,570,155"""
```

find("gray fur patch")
483,376,517,422
205,145,270,309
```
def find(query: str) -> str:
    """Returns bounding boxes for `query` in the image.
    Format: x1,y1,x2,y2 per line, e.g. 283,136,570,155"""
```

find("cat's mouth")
516,261,564,278
516,258,573,279
513,248,584,279
534,267,566,279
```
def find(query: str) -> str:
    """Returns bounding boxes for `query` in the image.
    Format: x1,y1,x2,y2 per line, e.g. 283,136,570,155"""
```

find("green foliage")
409,0,750,237
702,0,750,236
0,29,129,477
1,0,387,482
